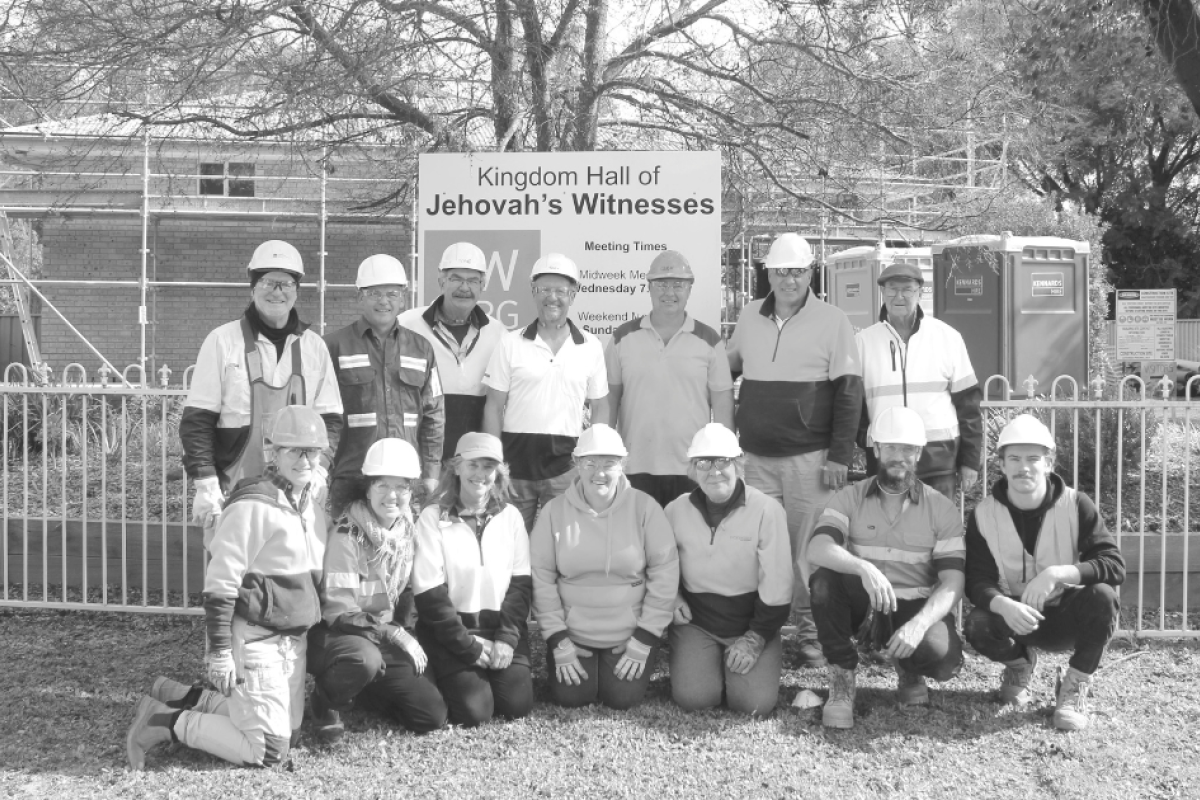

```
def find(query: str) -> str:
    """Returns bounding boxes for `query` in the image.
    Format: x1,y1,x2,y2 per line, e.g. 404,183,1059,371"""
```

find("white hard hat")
266,405,328,448
247,240,304,277
764,233,814,270
869,406,927,447
686,423,742,459
439,242,487,273
573,424,628,458
531,252,579,283
996,413,1056,451
362,438,421,479
356,254,408,288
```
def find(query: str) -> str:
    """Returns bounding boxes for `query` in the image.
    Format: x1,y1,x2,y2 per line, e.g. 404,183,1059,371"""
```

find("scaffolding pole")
139,129,150,386
319,146,328,334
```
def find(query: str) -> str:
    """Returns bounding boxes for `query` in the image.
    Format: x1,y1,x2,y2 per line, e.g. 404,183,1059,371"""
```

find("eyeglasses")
533,286,574,298
772,268,810,278
882,286,920,297
259,279,297,293
362,289,404,301
693,457,734,471
650,280,692,291
445,275,483,287
578,457,622,471
280,446,323,461
371,479,412,493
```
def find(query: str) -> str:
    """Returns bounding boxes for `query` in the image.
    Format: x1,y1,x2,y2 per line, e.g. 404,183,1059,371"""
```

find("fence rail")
2,367,1199,637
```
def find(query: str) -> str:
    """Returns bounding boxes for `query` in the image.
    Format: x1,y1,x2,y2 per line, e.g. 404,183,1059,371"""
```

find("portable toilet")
826,243,934,333
931,233,1090,391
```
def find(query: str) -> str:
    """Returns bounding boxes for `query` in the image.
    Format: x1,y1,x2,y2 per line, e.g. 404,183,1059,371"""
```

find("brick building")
0,114,412,383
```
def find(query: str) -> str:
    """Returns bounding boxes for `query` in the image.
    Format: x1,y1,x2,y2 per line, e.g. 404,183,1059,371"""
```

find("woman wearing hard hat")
664,423,793,715
181,241,342,540
411,432,534,726
128,405,330,769
306,438,448,743
531,424,680,710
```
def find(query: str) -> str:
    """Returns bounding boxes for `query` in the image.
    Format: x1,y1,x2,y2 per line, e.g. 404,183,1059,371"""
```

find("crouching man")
127,405,329,769
964,414,1125,731
809,406,965,729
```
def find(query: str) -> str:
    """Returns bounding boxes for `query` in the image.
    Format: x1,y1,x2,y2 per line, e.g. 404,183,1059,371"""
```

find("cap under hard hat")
764,233,814,270
686,423,742,459
877,262,924,286
531,253,579,284
996,413,1056,451
362,438,421,479
247,240,304,277
869,406,928,448
573,424,628,458
356,254,408,288
646,250,694,282
266,405,329,449
455,431,505,463
439,242,487,273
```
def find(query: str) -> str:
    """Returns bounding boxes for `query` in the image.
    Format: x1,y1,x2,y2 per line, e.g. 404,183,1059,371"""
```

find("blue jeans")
510,469,576,534
669,624,782,715
546,641,660,710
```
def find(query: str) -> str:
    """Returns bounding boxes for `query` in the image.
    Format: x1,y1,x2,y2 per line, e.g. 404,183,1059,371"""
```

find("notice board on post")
416,152,722,340
1116,288,1176,379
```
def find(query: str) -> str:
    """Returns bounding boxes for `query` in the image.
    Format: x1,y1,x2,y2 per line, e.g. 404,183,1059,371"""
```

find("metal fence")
3,366,1199,638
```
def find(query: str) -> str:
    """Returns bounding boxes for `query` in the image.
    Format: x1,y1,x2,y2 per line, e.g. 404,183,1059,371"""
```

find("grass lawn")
1,610,1197,799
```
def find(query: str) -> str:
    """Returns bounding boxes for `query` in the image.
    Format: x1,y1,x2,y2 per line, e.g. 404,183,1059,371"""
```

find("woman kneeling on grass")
411,432,534,726
532,424,680,710
307,438,448,743
127,405,328,770
664,424,793,715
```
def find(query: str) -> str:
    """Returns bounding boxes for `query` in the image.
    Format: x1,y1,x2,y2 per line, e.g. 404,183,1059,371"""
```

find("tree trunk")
1143,0,1200,119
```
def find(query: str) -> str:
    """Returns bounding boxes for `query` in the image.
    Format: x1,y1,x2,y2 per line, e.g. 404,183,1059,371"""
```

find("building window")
199,162,255,197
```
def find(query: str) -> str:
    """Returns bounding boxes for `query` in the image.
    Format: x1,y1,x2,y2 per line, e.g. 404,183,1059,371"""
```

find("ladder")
0,210,45,382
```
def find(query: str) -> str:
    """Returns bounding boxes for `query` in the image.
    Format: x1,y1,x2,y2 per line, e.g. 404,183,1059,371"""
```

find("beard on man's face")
876,459,917,493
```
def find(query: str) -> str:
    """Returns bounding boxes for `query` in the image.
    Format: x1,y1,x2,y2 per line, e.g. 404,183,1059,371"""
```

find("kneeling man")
964,414,1125,731
809,406,965,729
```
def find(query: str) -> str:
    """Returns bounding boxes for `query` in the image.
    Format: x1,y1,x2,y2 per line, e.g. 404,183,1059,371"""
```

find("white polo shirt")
482,319,607,480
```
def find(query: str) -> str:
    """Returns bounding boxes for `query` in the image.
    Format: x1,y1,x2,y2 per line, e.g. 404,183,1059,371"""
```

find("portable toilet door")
827,243,934,334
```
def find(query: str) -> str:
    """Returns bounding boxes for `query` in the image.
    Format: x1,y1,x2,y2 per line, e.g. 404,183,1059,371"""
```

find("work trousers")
626,473,697,511
744,450,830,640
669,624,783,716
308,630,447,734
510,469,575,534
963,584,1120,675
436,663,534,727
810,568,963,680
174,619,305,767
546,641,661,710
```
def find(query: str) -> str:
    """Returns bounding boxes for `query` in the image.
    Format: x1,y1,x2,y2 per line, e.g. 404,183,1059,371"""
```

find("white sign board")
1116,288,1175,361
417,152,722,339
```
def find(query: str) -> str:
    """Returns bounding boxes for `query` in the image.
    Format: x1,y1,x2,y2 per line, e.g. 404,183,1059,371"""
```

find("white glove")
553,639,591,685
614,637,653,682
386,626,428,674
192,477,225,527
310,463,329,507
206,649,237,696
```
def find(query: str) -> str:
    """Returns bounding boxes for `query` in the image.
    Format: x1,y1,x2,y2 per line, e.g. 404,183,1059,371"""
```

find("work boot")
150,676,201,709
310,685,344,744
1053,666,1092,731
895,661,929,707
822,665,857,729
795,639,828,669
126,695,176,770
999,649,1038,707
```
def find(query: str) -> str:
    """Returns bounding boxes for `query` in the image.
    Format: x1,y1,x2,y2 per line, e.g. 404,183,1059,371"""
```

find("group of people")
125,232,1126,771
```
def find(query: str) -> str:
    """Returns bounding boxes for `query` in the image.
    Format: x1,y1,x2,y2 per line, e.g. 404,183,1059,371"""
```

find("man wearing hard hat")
856,261,982,501
964,414,1125,731
129,405,329,769
399,242,507,464
807,406,965,729
325,254,445,515
181,240,343,536
727,232,863,668
482,253,609,534
604,250,735,508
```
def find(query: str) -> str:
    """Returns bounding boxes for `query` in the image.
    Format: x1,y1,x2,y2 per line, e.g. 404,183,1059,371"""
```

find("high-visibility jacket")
972,487,1080,601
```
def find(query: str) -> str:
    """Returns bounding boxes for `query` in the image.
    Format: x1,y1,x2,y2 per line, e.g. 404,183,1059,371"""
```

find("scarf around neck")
344,499,415,605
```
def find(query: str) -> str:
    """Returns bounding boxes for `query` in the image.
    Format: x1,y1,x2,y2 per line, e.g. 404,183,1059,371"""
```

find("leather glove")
553,639,591,685
206,649,237,697
725,630,766,675
192,476,225,527
386,626,428,674
672,599,693,626
613,637,652,682
490,640,515,671
857,607,895,653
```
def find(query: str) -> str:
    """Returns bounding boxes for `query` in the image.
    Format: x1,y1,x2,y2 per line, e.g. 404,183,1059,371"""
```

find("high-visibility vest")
974,487,1079,601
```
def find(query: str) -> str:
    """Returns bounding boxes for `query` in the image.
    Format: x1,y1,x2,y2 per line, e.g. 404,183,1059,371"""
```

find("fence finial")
1157,374,1174,400
1090,373,1105,400
158,363,173,388
98,363,111,385
1023,374,1039,399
